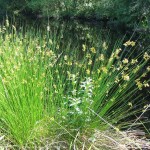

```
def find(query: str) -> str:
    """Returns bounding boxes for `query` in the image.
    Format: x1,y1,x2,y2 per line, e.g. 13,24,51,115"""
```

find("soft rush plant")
0,19,149,148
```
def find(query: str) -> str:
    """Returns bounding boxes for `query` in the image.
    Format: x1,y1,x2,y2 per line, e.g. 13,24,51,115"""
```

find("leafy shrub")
1,0,149,26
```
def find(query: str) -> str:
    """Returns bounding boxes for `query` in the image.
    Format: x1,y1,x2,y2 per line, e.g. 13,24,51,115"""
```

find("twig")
127,104,150,131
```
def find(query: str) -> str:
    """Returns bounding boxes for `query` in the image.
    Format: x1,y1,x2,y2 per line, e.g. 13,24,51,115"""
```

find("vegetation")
0,0,149,27
0,19,150,149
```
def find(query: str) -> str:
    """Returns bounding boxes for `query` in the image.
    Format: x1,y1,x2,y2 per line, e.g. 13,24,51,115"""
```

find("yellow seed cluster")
143,52,150,61
82,44,86,51
122,58,129,64
90,47,96,53
123,40,136,47
102,42,108,50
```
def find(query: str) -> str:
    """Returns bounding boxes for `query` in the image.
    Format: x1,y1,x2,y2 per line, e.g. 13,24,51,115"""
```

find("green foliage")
0,0,9,18
0,0,149,26
112,0,150,25
0,20,149,148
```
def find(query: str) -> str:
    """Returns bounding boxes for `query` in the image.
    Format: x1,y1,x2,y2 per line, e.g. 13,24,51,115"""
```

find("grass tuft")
0,20,150,148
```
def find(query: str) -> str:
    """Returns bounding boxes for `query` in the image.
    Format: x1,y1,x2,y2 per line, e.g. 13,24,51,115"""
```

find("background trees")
0,0,149,27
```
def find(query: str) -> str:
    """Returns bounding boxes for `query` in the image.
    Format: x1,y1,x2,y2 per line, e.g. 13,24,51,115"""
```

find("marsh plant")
0,19,150,148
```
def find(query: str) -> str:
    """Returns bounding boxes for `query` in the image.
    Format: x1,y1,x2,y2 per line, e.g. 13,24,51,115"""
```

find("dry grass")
91,130,150,150
1,129,150,150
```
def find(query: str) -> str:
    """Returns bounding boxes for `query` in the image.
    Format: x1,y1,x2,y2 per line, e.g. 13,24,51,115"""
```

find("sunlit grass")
0,19,149,148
